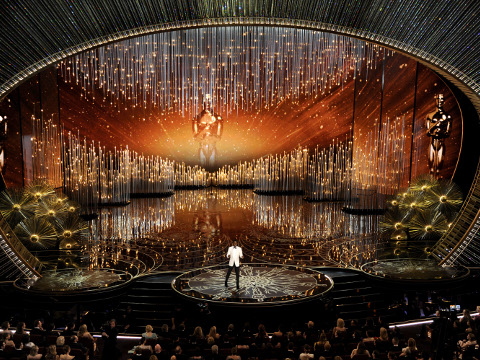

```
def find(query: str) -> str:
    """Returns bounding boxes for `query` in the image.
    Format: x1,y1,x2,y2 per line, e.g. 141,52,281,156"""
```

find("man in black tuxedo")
70,335,88,355
29,320,46,345
30,320,45,336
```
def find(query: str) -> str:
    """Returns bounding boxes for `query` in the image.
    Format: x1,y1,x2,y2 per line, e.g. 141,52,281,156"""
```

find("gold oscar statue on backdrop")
426,94,452,177
192,98,224,170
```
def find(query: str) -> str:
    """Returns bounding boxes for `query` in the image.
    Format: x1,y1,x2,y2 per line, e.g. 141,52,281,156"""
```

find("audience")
3,303,480,360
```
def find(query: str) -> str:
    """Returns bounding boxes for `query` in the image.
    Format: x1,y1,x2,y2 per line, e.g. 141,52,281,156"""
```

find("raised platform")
360,258,470,285
172,263,333,306
14,268,132,295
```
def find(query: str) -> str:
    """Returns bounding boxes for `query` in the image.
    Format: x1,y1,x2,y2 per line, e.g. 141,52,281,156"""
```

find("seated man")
69,335,88,355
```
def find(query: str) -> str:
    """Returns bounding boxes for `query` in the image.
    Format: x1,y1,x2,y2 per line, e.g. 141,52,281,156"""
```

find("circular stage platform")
360,258,470,284
14,268,132,294
172,263,333,305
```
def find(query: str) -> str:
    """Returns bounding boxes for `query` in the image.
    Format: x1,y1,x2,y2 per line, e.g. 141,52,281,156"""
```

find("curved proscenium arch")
1,0,480,266
1,1,480,106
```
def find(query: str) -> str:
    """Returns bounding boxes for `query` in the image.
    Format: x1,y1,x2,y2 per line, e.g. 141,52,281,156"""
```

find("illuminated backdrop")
0,27,462,188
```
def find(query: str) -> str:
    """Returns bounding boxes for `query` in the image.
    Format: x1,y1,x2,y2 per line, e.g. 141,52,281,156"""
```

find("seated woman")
189,327,205,347
208,327,221,343
401,338,418,359
45,345,59,360
56,337,65,348
314,331,328,357
223,324,237,346
333,319,348,341
255,324,269,346
142,325,158,343
27,345,43,360
2,331,15,348
459,333,477,350
461,310,473,330
77,325,96,355
225,346,241,360
375,328,390,353
351,341,371,358
15,322,30,345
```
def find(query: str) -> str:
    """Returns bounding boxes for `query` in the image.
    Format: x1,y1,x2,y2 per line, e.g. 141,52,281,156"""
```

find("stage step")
330,280,369,290
330,286,375,295
332,292,384,304
120,301,175,309
318,268,390,322
115,273,182,332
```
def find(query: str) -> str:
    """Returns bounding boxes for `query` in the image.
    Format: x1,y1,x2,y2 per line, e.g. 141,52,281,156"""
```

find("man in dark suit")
29,320,45,336
29,320,46,345
70,335,88,355
101,319,119,360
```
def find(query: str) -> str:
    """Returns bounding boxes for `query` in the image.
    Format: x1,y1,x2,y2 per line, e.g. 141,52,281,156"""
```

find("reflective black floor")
88,189,380,272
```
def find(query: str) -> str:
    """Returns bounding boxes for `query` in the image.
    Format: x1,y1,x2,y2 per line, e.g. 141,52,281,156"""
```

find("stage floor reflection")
89,189,380,272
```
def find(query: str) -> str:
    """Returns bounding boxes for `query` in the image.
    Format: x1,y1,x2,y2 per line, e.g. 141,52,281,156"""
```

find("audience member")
27,345,42,360
174,346,187,360
12,341,26,360
45,345,59,360
56,336,65,347
59,345,74,360
225,346,241,360
154,344,169,360
208,327,221,342
101,319,119,360
2,331,15,347
375,327,389,353
299,344,314,360
207,345,220,360
0,322,10,333
77,324,96,355
351,341,371,358
15,322,30,345
69,336,88,355
143,325,158,342
390,338,402,353
332,319,347,340
400,338,418,359
62,323,76,338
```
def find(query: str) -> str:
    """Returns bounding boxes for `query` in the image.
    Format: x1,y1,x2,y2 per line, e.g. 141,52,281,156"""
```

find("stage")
172,263,333,305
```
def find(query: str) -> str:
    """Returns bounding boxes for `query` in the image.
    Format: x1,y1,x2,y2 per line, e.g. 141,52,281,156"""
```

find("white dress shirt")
227,245,243,267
